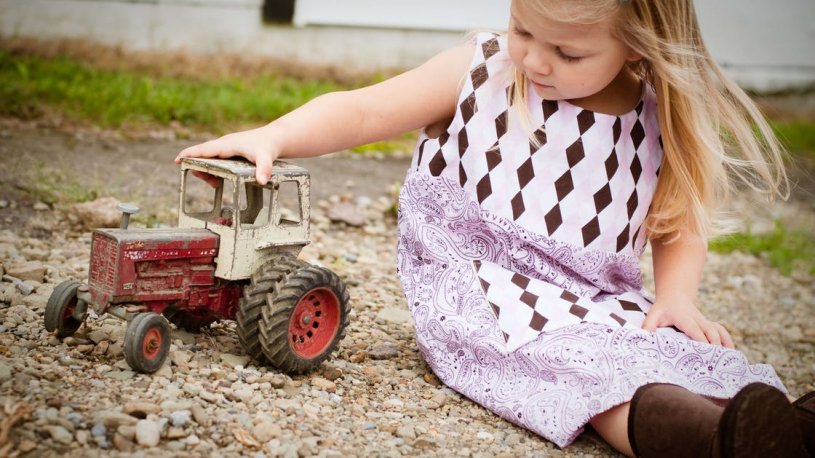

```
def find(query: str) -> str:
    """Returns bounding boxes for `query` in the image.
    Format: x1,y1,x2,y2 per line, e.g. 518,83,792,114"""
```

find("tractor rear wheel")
44,280,83,338
124,312,171,373
258,265,350,374
236,255,308,364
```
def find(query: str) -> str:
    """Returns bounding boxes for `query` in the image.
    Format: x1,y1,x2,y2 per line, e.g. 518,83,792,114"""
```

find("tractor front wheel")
258,265,350,374
44,280,83,338
124,312,170,373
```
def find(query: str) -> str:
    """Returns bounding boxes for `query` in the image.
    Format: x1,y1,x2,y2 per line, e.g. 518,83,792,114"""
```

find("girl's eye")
555,47,581,63
512,26,532,38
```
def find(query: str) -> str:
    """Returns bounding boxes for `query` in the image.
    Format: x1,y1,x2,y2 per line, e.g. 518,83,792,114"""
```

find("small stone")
45,425,74,444
14,280,34,296
113,433,134,452
102,412,138,428
187,434,201,445
33,201,49,211
310,377,336,393
166,426,187,439
0,361,11,383
6,261,46,282
170,410,192,427
18,439,37,452
88,329,108,344
135,419,161,447
321,365,343,381
190,404,209,426
368,342,399,360
252,421,282,443
375,307,413,324
91,423,107,437
123,402,161,419
219,353,250,368
327,202,366,227
117,425,137,440
76,429,89,445
476,431,495,443
71,197,122,229
362,422,376,430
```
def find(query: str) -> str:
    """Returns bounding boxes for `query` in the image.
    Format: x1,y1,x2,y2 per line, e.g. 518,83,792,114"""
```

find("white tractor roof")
181,157,309,181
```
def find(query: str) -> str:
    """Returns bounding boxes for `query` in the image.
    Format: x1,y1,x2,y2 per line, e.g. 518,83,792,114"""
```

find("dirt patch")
0,118,411,233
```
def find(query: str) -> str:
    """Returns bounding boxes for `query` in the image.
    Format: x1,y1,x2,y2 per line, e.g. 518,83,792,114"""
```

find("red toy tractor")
45,158,351,374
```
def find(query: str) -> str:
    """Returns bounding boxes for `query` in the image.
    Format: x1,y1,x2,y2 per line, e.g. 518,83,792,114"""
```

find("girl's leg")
589,402,634,457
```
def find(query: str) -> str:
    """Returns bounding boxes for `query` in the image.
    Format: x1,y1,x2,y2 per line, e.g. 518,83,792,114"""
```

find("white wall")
0,0,813,91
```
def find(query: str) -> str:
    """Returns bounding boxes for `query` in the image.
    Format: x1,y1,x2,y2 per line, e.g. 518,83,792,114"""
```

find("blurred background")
1,0,814,91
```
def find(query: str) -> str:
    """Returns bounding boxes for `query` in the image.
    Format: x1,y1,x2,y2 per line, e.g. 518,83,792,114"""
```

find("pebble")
368,342,400,360
170,410,192,427
45,425,74,444
135,419,161,447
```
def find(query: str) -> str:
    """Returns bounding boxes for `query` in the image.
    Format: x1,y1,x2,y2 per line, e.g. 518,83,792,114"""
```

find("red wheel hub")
142,328,163,361
62,298,77,322
289,288,341,358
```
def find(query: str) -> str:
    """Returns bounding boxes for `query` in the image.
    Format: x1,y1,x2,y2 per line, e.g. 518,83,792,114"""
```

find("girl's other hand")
175,126,278,185
642,297,734,349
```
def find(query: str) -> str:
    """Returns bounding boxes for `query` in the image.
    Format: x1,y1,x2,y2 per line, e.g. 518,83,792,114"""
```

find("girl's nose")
524,47,552,76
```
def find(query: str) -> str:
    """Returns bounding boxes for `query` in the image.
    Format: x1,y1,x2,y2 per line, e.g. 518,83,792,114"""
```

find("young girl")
176,0,814,456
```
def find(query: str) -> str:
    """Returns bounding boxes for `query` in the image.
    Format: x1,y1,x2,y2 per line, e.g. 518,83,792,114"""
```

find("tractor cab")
178,157,311,280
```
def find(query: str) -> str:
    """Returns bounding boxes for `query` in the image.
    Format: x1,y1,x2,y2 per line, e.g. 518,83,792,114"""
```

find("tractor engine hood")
89,228,219,307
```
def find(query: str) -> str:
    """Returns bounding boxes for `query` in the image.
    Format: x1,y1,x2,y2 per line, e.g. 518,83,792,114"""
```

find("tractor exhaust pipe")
117,203,140,229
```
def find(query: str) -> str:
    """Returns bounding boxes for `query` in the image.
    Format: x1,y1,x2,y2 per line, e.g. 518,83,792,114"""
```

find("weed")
709,221,815,276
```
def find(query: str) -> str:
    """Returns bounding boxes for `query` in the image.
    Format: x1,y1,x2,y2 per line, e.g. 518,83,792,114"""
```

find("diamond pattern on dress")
471,63,489,90
495,110,508,139
593,184,612,213
554,171,574,201
460,92,477,124
544,204,563,235
511,192,525,221
616,223,631,253
581,216,601,246
577,110,595,135
520,291,538,308
542,100,558,121
482,37,499,60
631,119,645,150
428,150,447,177
605,151,619,180
476,174,493,203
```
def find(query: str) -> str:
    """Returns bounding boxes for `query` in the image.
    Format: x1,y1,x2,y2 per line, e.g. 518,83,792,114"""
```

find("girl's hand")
175,126,279,185
642,296,734,348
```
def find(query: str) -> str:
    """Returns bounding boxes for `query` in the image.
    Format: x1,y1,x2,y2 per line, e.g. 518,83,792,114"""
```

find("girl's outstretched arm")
175,43,474,184
643,230,735,348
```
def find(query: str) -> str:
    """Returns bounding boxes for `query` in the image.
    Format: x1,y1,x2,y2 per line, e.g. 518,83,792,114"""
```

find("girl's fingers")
701,320,722,347
677,317,708,344
713,322,735,349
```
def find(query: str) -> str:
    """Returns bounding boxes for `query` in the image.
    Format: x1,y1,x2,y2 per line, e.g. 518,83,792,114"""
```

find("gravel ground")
0,123,813,457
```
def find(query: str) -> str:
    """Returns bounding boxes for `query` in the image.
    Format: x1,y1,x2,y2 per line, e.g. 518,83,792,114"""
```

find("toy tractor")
44,158,350,374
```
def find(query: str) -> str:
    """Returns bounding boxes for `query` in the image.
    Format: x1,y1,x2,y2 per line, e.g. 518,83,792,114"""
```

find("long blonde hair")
512,0,788,241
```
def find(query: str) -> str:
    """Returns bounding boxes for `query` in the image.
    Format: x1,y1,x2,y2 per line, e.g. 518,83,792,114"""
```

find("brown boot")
793,391,815,457
628,383,723,457
628,383,807,458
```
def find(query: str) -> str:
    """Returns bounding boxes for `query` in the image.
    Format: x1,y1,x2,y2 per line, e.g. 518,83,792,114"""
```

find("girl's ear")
626,47,643,62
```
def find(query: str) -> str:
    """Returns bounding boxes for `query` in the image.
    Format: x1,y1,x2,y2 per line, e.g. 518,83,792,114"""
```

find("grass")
0,50,344,133
772,121,815,157
11,160,101,205
709,221,815,276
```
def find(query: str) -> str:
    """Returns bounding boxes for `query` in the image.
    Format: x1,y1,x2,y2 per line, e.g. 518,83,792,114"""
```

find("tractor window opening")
183,170,236,226
239,183,273,228
274,180,302,226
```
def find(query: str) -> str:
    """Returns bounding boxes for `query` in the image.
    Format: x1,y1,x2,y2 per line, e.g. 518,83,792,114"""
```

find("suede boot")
793,390,815,457
628,383,806,458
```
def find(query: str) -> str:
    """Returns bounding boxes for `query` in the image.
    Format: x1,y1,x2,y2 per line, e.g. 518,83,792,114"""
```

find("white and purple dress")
395,33,784,447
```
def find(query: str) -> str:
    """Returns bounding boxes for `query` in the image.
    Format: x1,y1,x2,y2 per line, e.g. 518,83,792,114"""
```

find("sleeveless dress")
395,33,785,447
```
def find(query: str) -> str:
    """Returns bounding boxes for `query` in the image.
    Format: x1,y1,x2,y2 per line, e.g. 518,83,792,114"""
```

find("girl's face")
508,0,640,103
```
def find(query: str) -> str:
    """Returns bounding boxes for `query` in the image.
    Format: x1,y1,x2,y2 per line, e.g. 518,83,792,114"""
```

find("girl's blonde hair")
512,0,788,241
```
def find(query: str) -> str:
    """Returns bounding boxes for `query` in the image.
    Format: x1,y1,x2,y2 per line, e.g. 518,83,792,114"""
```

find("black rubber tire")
258,264,351,374
163,307,216,332
236,255,308,364
44,280,83,338
123,312,171,373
